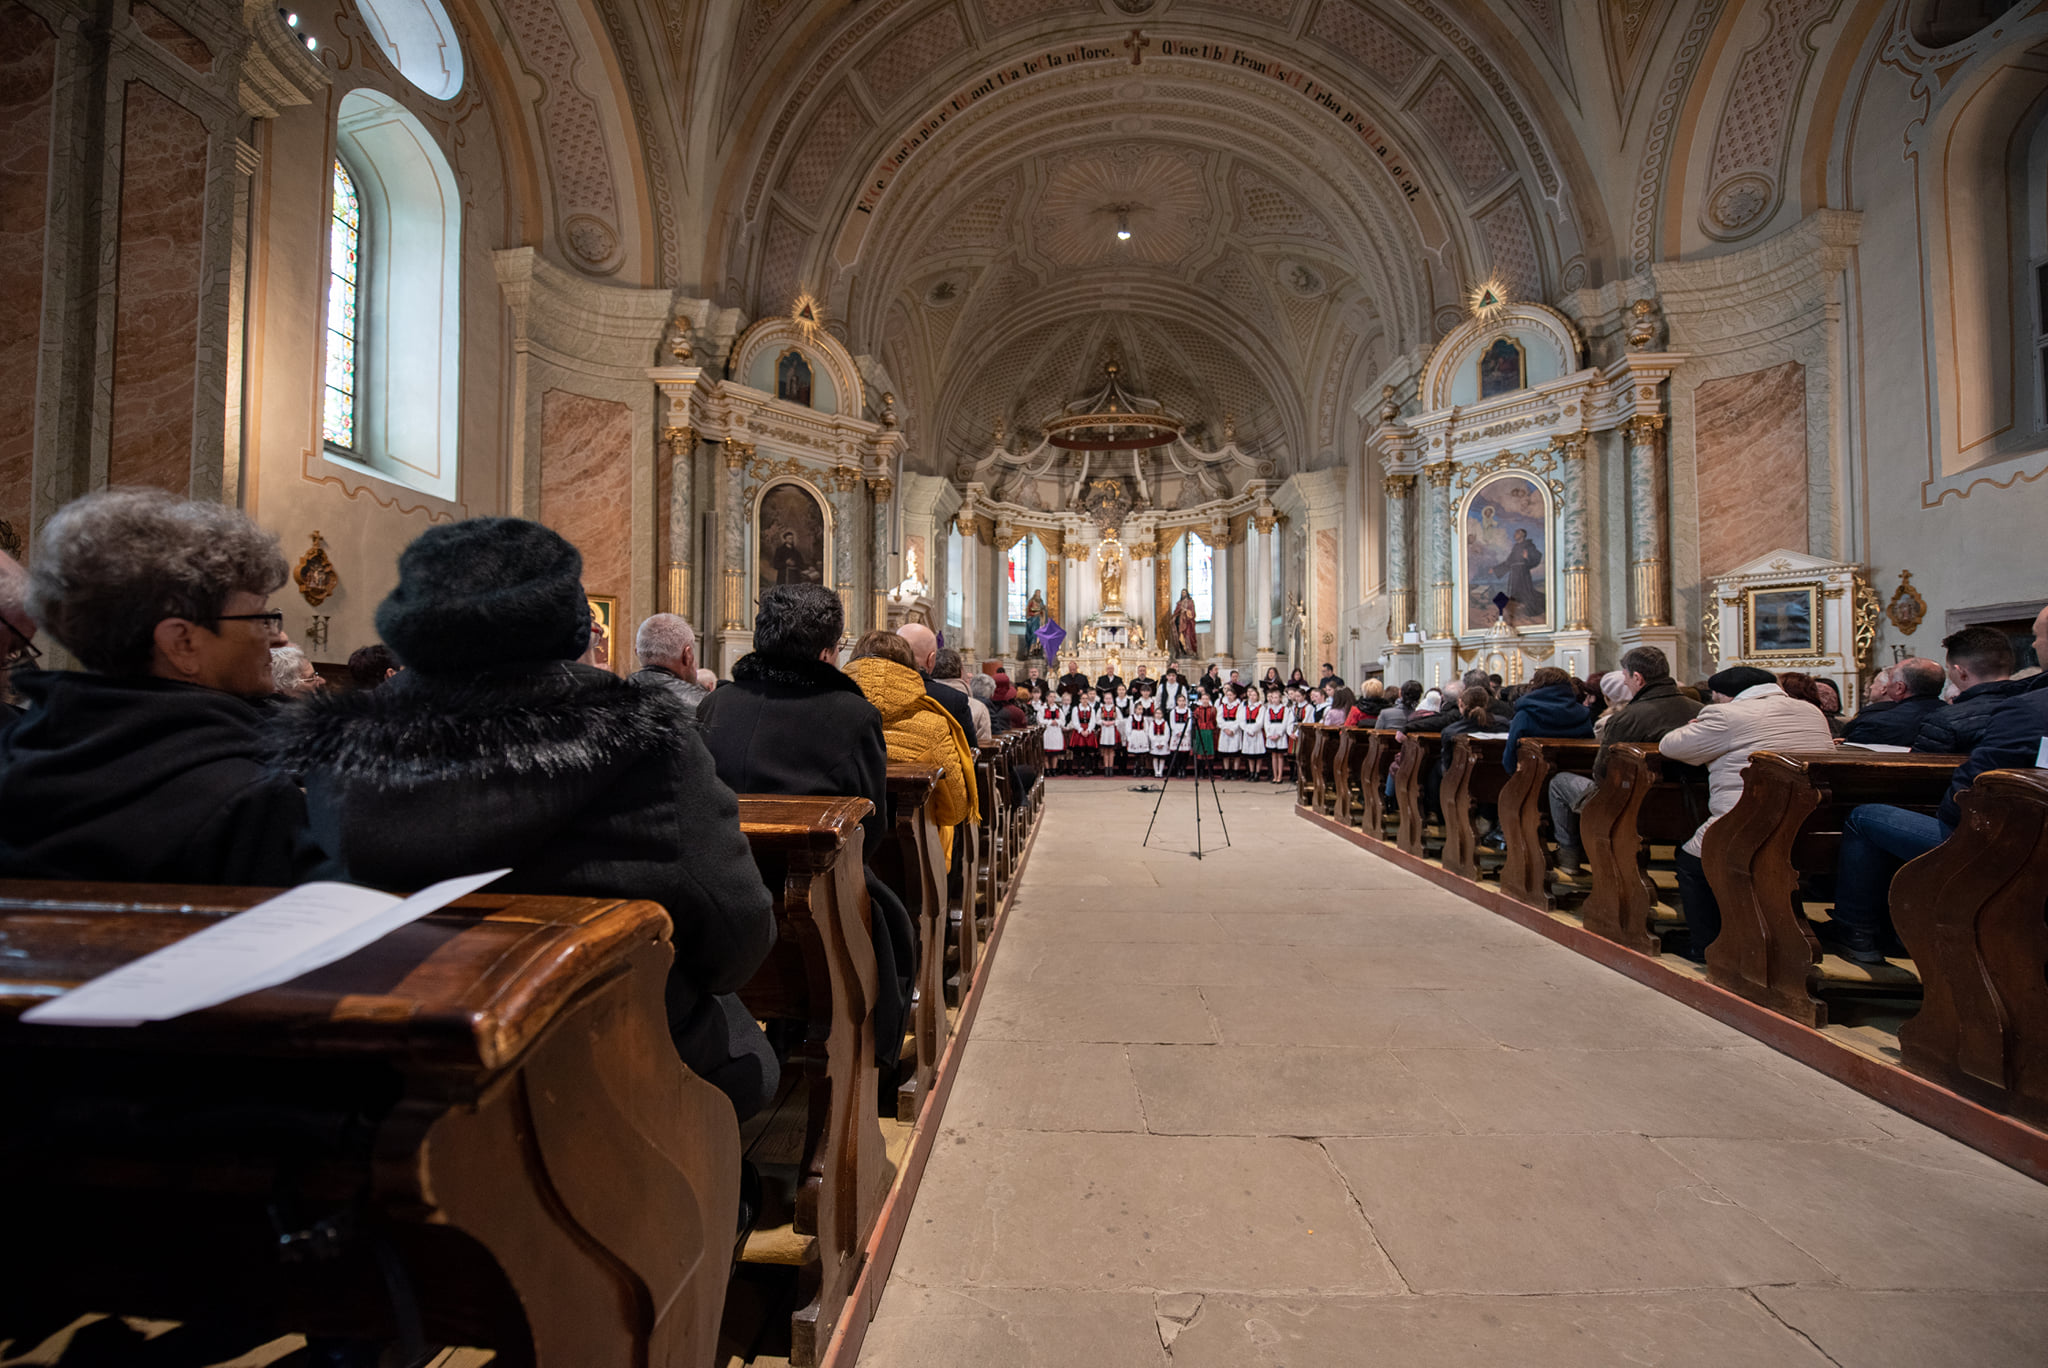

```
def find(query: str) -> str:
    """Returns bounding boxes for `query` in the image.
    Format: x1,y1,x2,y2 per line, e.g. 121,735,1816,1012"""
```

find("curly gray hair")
29,489,287,675
270,644,313,696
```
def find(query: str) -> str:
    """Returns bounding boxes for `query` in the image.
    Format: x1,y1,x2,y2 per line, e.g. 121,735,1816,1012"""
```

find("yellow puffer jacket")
843,656,978,857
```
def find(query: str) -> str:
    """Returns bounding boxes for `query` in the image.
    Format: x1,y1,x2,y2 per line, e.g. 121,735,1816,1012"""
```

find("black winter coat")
696,653,915,1068
1841,695,1946,747
1504,683,1594,774
1592,678,1704,783
270,661,778,1115
920,668,977,741
1913,678,2032,756
0,670,312,885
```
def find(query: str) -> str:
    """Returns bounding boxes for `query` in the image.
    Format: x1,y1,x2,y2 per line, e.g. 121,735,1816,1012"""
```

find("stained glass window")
1006,538,1029,621
323,159,361,449
1186,533,1213,622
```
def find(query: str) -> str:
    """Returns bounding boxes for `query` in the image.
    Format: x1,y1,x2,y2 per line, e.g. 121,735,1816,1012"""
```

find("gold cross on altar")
1124,29,1148,65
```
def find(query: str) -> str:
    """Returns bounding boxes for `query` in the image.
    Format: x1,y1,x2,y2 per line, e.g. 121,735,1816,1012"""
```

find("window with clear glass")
1007,538,1029,621
323,159,361,450
1186,532,1213,621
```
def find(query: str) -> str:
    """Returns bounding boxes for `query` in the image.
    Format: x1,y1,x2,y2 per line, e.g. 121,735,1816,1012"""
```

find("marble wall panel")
1694,360,1808,577
1315,527,1337,662
539,388,633,631
0,2,54,551
108,81,208,495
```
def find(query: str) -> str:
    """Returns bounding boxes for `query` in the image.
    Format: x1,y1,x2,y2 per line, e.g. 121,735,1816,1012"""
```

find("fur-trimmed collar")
268,662,689,785
728,652,866,696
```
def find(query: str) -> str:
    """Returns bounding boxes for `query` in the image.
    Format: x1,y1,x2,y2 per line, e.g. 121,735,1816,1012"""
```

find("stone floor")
857,778,2048,1367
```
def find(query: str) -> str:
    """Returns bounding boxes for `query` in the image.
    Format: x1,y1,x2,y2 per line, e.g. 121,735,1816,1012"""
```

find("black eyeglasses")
215,611,286,633
1,617,39,670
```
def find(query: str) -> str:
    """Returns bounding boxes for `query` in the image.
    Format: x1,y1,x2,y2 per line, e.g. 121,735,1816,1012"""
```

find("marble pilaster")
1626,415,1670,628
869,476,892,639
717,441,750,668
1555,435,1590,631
662,425,695,620
1382,473,1416,637
830,465,860,641
1422,461,1456,639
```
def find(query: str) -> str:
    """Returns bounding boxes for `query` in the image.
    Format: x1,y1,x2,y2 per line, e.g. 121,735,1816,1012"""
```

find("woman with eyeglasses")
0,489,312,885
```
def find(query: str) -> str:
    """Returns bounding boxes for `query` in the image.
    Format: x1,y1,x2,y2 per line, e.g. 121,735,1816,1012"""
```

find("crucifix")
1123,28,1148,65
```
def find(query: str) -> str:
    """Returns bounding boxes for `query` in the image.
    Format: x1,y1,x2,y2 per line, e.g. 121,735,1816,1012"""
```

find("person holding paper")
0,548,35,718
272,517,781,1121
0,490,313,885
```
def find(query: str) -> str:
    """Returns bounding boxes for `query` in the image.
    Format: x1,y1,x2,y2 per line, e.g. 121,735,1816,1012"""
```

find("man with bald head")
0,550,36,718
899,621,977,741
1843,656,1946,746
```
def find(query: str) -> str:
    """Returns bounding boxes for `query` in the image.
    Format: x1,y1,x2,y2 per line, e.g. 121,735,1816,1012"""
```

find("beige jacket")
1655,683,1837,856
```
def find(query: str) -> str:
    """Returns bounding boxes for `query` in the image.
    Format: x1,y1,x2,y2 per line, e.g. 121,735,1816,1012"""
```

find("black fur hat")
376,517,591,673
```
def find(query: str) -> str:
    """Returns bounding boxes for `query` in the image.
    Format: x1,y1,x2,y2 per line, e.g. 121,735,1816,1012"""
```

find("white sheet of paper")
1469,731,1511,739
2037,737,2048,769
1841,742,1911,753
22,869,510,1028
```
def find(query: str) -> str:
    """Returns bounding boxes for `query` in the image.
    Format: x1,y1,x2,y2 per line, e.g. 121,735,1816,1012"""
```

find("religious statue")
1171,588,1199,659
1098,533,1124,610
1024,589,1046,656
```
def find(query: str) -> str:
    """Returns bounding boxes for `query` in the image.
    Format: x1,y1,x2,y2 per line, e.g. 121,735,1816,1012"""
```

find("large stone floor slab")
858,780,2048,1366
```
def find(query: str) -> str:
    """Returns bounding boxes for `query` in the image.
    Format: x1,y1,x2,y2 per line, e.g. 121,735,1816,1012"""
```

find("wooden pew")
1330,725,1367,827
877,764,950,1123
1294,724,1322,807
1579,744,1708,956
733,795,881,1367
1891,768,2048,1129
1498,737,1602,909
1313,723,1340,814
1359,729,1401,840
945,811,982,1007
974,745,1004,921
1440,734,1510,880
1701,750,1959,1027
1394,733,1442,858
0,883,737,1367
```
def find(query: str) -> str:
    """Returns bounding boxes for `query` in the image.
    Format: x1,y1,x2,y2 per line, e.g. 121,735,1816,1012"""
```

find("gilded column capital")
723,441,754,468
1558,432,1589,460
1382,473,1417,498
663,425,696,458
1624,414,1666,440
1252,513,1277,535
829,465,861,493
868,477,894,503
1422,461,1456,488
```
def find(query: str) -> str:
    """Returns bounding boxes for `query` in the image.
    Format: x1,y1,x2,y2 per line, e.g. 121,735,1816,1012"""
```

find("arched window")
945,526,963,629
323,160,362,450
321,87,461,500
1184,532,1213,621
1006,537,1030,621
357,0,464,101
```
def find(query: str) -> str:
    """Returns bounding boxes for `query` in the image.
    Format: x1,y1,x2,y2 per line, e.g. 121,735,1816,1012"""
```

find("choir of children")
1021,673,1325,782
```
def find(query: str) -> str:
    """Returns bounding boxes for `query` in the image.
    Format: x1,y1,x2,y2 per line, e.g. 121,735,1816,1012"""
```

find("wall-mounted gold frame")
1743,584,1819,657
585,594,619,673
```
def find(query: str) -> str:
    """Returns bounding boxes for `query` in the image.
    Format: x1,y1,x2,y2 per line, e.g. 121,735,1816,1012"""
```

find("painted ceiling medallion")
1033,147,1207,267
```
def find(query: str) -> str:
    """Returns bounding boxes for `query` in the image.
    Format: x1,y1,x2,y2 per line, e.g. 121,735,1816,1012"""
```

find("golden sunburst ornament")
1467,275,1513,324
791,291,824,340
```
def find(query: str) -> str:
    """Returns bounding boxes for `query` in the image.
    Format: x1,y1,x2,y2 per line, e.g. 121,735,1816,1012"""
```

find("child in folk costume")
1262,686,1290,783
1168,693,1194,776
1039,684,1066,772
1191,687,1219,774
1125,689,1153,772
1096,687,1122,774
1068,689,1097,773
1216,685,1242,775
1238,683,1268,776
1144,683,1170,776
1112,685,1133,775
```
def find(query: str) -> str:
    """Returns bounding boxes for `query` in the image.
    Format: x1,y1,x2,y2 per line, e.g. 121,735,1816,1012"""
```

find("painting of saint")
757,482,826,598
777,349,814,407
1463,474,1549,633
1476,336,1525,399
1748,587,1816,655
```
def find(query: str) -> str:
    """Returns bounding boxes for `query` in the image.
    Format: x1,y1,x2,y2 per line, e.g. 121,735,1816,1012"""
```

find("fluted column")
958,515,981,656
1556,434,1591,631
1383,473,1416,637
662,426,695,621
1626,415,1670,627
869,476,893,638
992,520,1014,660
719,442,751,632
829,466,860,641
1422,461,1456,638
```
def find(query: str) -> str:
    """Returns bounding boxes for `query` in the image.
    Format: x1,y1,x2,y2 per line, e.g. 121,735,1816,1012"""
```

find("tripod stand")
1141,721,1231,859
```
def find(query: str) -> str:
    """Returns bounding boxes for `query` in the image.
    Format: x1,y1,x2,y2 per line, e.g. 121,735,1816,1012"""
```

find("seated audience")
1912,625,2024,754
1503,666,1594,774
1775,671,1828,714
696,668,718,692
1656,666,1836,962
273,517,779,1118
270,644,324,699
1352,678,1386,719
1812,679,1844,734
1824,681,2048,965
1842,657,1945,746
695,582,914,1072
1546,647,1703,875
843,630,977,859
930,646,993,743
989,671,1029,731
0,548,38,717
0,489,310,884
1378,679,1423,729
1406,671,1507,735
346,641,398,690
630,611,708,722
898,622,976,741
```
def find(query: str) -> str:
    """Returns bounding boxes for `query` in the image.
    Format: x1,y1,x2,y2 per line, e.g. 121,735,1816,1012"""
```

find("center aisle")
857,778,2048,1366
